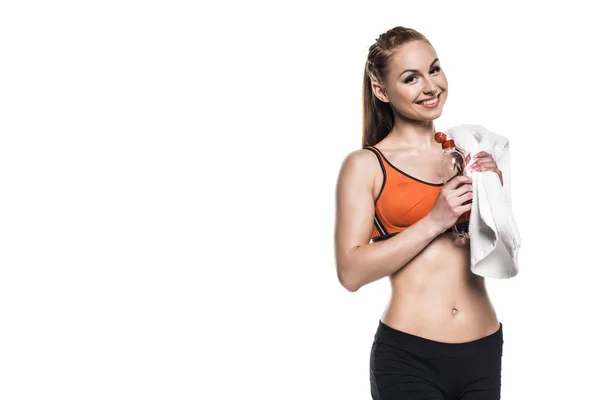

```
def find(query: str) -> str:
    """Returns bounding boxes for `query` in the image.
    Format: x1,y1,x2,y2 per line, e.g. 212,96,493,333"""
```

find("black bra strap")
364,146,386,204
364,146,385,175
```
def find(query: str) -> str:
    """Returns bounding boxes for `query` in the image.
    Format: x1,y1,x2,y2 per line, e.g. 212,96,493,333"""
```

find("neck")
385,114,438,149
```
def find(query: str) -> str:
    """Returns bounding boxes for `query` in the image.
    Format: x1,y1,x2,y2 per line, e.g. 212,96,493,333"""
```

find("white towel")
445,124,521,279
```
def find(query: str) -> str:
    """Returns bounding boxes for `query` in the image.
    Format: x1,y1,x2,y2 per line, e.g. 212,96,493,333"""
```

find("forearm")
339,215,444,291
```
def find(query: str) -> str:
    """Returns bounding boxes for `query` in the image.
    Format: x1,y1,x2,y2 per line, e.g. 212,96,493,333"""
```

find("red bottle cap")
442,139,455,149
434,132,447,143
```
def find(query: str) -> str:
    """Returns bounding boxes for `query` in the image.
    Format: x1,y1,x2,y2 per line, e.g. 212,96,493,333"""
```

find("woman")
334,26,506,399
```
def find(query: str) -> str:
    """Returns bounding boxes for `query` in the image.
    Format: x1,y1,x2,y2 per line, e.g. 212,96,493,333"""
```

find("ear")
371,81,389,103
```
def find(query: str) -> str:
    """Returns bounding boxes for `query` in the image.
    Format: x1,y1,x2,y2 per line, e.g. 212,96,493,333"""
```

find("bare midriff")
380,231,500,343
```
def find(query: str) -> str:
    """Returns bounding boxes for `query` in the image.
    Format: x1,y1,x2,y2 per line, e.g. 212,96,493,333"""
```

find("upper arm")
334,149,379,271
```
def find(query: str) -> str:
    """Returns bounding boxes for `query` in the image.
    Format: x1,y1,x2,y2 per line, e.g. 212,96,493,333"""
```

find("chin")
423,113,443,121
410,107,444,121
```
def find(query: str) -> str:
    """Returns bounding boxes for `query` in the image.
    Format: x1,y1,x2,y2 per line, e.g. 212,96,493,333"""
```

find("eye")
404,66,441,84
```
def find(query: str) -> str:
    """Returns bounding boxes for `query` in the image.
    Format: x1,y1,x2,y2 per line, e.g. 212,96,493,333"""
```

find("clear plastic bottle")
435,132,470,239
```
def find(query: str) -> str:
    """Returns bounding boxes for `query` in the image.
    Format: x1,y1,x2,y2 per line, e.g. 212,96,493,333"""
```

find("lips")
417,92,441,108
417,92,441,104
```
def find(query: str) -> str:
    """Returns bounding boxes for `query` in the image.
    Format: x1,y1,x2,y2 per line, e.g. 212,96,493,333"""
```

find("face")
372,40,448,121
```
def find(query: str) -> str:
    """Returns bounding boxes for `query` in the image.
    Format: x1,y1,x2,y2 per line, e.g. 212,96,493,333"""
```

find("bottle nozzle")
442,139,455,149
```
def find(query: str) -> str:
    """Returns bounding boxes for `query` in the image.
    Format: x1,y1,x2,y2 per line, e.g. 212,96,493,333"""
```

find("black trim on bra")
364,146,386,204
373,213,388,236
371,145,445,187
372,232,398,242
372,226,457,242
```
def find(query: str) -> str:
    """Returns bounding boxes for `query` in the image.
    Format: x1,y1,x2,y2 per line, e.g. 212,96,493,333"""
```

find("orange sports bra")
364,145,470,242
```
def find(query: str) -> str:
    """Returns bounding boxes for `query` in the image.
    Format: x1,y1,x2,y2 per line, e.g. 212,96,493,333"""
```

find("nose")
421,76,437,94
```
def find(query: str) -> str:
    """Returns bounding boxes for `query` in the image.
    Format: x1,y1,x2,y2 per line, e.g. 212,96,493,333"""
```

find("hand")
428,175,473,232
466,151,503,186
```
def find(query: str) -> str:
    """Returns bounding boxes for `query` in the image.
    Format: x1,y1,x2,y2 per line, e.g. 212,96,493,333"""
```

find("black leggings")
370,320,503,400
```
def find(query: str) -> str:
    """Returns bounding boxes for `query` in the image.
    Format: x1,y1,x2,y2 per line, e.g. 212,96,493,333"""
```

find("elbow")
344,283,360,293
340,275,360,292
336,263,361,293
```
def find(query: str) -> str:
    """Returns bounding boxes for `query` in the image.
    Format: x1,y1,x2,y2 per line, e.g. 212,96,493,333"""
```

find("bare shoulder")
337,148,380,183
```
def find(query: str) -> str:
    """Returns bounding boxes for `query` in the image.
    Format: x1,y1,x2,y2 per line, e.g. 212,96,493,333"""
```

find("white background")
1,1,598,399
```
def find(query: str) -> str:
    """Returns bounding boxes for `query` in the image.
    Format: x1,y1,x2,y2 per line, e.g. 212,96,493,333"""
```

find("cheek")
390,87,422,114
394,85,421,103
436,73,448,89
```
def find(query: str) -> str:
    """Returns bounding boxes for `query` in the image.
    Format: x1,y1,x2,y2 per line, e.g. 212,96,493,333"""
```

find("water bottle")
434,131,470,239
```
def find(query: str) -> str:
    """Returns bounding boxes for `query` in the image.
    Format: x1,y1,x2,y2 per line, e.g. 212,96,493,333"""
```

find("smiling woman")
334,26,506,400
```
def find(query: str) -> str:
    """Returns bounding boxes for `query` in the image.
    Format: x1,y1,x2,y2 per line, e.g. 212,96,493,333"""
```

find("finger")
471,154,494,164
457,191,473,204
470,160,498,171
445,175,472,189
471,166,503,183
471,151,495,163
455,203,472,215
472,160,497,169
454,183,473,197
473,151,492,159
466,156,493,168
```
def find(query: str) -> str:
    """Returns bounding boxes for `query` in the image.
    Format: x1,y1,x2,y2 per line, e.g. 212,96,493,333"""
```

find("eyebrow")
399,58,440,77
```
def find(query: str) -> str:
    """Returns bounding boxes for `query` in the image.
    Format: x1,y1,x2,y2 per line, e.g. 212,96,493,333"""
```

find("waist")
381,291,499,343
382,234,497,342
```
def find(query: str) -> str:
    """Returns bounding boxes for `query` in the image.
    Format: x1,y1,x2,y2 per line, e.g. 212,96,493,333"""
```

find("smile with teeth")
417,93,441,107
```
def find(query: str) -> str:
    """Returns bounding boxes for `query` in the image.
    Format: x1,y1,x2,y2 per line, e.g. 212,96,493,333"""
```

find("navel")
452,307,459,315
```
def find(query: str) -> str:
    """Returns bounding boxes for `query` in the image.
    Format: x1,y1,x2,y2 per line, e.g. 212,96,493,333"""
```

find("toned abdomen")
381,232,500,343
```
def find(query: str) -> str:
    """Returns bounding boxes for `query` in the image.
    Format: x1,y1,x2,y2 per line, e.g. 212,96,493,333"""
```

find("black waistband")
374,320,503,358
